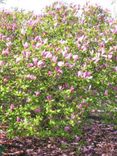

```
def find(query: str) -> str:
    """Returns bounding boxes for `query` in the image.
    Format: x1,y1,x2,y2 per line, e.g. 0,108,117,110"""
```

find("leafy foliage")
0,2,117,138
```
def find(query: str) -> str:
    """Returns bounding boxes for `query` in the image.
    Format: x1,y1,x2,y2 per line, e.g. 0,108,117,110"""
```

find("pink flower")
107,52,113,59
16,57,21,63
3,76,9,83
22,51,31,59
6,41,12,47
83,72,92,79
34,36,41,42
77,71,83,77
65,53,72,60
78,104,83,109
48,71,52,76
35,42,42,49
10,104,15,111
34,108,41,113
0,60,5,67
26,74,37,80
70,86,75,93
23,42,29,48
12,23,17,30
32,58,38,66
104,90,108,96
55,66,63,74
57,61,64,67
27,63,34,68
2,48,9,56
63,83,68,89
41,51,52,59
75,135,80,142
45,52,53,59
16,117,21,122
77,35,84,42
64,126,70,132
61,51,67,57
46,95,52,101
73,55,78,61
37,60,45,68
81,45,87,51
52,56,58,63
99,42,105,48
114,66,117,72
58,85,63,90
65,62,75,69
112,26,117,34
34,91,40,96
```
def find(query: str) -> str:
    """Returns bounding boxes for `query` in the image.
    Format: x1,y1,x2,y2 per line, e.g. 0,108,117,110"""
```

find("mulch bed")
0,121,117,156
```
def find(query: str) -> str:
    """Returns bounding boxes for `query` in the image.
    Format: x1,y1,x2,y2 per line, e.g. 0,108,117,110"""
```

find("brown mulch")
0,121,117,156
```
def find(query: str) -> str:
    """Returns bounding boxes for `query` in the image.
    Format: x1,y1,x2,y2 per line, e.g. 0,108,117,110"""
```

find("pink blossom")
58,85,63,90
2,48,9,56
114,66,117,72
83,72,92,79
34,108,41,113
78,104,83,109
16,57,21,63
65,62,74,69
34,36,42,42
73,55,78,61
77,71,83,77
52,56,58,63
63,83,69,89
61,51,67,57
81,45,87,51
37,60,45,68
3,76,9,83
0,60,5,67
45,52,53,59
70,86,75,93
23,42,29,48
112,26,117,34
16,117,21,122
107,52,113,59
104,90,108,96
28,19,39,26
26,74,37,80
34,91,40,96
65,53,72,60
22,51,31,59
55,66,63,75
12,23,17,30
10,104,15,111
77,35,84,42
27,63,34,68
57,61,64,67
46,95,52,101
6,41,12,47
21,28,26,35
64,126,70,132
99,42,105,48
75,135,80,142
32,58,38,66
41,51,52,59
48,71,52,76
35,42,42,49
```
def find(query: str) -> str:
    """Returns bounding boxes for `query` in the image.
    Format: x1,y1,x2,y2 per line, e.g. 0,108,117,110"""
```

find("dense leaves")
0,2,117,139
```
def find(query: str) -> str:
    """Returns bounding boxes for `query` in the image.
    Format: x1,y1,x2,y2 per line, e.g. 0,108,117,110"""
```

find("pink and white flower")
57,61,64,67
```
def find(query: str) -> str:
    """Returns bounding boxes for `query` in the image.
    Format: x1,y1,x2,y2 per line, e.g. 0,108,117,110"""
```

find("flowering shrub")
0,2,117,138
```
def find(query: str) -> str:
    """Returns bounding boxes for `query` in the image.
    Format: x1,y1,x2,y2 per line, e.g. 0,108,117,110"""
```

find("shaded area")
0,121,117,156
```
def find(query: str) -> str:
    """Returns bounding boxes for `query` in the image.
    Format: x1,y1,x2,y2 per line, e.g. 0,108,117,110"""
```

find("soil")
0,121,117,156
